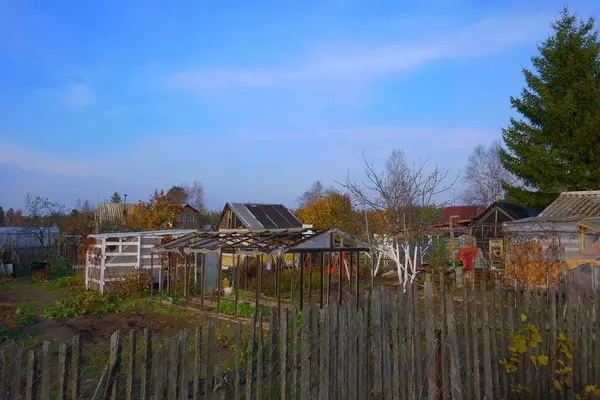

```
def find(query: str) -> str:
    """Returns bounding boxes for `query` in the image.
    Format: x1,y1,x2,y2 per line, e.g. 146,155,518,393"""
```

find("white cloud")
37,82,94,108
63,83,93,107
165,13,551,92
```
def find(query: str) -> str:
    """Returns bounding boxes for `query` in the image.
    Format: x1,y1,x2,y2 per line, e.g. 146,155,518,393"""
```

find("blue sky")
0,0,598,212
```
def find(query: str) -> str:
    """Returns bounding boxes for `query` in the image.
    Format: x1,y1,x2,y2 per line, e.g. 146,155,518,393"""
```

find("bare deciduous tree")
297,180,331,208
462,141,514,205
183,181,205,213
340,149,457,286
24,194,65,261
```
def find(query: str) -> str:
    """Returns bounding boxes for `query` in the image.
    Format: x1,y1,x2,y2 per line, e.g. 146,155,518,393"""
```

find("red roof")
439,205,486,223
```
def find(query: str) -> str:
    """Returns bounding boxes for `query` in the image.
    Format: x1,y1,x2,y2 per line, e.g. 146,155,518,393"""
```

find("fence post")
140,329,152,400
108,331,123,400
58,342,70,400
482,295,494,400
193,327,202,400
180,329,189,400
425,281,437,400
167,338,178,400
207,321,216,400
126,329,137,400
269,308,278,400
280,309,289,400
0,350,5,397
445,294,463,399
291,308,298,399
40,341,50,400
471,290,481,400
256,312,264,400
245,316,256,400
372,289,383,397
25,350,37,400
300,307,310,400
234,322,242,400
153,338,164,400
319,308,329,400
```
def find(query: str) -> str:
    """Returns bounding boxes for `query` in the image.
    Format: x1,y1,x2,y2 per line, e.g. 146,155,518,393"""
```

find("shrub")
43,291,135,319
112,271,151,296
31,270,50,282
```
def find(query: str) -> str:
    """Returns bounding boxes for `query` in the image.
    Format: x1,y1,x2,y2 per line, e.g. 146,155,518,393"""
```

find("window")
180,213,196,223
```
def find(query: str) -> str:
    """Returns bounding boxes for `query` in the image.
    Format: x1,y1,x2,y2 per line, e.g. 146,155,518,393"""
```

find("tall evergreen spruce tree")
500,9,600,209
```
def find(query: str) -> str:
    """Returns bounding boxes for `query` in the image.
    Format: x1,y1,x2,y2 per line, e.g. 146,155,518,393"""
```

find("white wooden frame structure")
85,229,195,293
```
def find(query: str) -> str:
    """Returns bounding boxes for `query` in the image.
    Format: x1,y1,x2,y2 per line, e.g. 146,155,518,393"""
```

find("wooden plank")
108,331,123,400
390,290,401,400
25,350,37,400
338,305,348,400
280,309,289,400
320,252,325,308
471,288,481,400
207,321,216,400
291,308,298,399
397,287,407,400
347,300,357,400
300,307,310,400
490,290,501,400
246,316,256,400
445,294,463,399
481,296,493,400
425,282,437,400
235,322,242,400
462,285,473,400
0,350,5,398
329,302,338,400
256,312,264,400
141,329,152,400
153,338,164,400
269,308,278,400
39,341,50,400
126,329,137,400
300,253,305,310
382,288,392,400
498,288,508,399
69,336,83,400
168,339,178,400
311,302,319,398
358,308,367,400
412,283,422,398
193,327,202,400
58,342,69,400
373,289,383,397
319,308,329,400
180,329,189,400
595,295,600,387
406,285,415,400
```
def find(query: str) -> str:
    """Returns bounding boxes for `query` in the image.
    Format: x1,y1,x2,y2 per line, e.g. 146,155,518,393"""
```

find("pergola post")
308,253,313,303
327,253,332,305
184,252,189,300
200,253,206,309
245,256,249,290
290,254,296,301
159,255,164,299
355,251,360,309
217,250,222,314
194,252,198,291
255,253,261,316
233,251,238,318
338,250,343,305
299,252,305,310
150,252,154,297
276,255,282,322
320,252,325,308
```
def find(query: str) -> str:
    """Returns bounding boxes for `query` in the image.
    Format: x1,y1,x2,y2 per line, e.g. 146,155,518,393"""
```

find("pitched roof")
439,205,486,224
541,191,600,217
470,201,538,225
226,203,303,230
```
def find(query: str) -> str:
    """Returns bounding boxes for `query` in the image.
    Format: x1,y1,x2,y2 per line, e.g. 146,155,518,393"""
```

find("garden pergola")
151,228,369,319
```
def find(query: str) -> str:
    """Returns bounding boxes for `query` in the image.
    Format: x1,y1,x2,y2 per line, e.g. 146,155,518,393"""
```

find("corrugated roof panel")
245,204,277,229
229,203,264,230
542,191,600,217
272,204,303,228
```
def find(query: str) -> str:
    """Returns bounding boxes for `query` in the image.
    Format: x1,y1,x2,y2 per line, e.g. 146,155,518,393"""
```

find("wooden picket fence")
1,282,600,399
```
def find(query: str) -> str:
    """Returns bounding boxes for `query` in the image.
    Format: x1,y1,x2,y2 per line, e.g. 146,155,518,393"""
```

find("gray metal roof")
88,229,196,239
227,203,303,230
541,191,600,217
